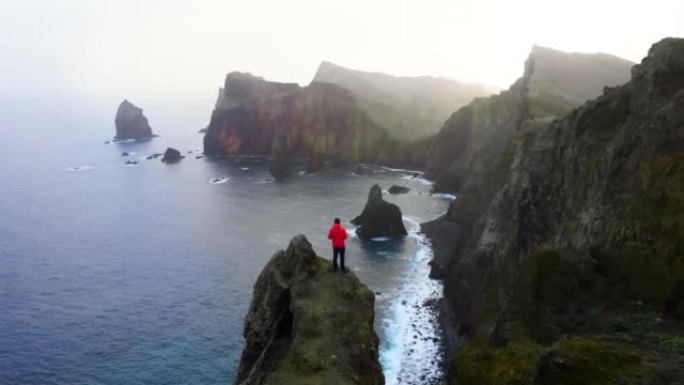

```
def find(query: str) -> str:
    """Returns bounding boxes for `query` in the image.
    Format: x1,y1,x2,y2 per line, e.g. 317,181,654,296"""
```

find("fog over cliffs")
313,61,494,140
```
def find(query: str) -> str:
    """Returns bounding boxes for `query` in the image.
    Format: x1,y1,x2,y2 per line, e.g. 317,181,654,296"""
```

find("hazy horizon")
2,0,683,117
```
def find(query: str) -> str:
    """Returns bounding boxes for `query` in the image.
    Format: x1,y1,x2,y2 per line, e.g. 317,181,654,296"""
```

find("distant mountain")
525,45,635,117
313,61,494,140
400,46,636,189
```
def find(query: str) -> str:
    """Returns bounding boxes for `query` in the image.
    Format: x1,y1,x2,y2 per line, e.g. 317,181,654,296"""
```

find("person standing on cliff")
328,218,348,272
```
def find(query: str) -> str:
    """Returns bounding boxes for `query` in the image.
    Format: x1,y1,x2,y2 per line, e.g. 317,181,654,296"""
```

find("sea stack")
269,133,291,180
352,184,408,239
114,100,154,141
235,235,384,385
161,147,183,162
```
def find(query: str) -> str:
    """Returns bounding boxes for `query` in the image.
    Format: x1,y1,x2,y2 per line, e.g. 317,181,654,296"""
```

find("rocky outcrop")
202,73,400,178
351,185,407,239
313,61,493,140
114,100,154,140
432,38,684,385
387,185,410,194
235,235,384,385
161,147,183,162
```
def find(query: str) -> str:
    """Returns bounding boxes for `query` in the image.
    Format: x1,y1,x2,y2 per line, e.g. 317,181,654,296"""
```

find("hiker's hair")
334,218,340,224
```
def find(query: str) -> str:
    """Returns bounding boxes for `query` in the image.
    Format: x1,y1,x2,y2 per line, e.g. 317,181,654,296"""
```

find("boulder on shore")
235,235,384,385
352,184,408,239
388,185,410,194
114,100,154,140
161,148,183,162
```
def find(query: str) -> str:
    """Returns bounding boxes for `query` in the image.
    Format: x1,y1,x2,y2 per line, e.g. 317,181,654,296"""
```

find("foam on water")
431,193,457,201
209,177,229,184
401,174,434,186
380,216,444,385
67,166,95,171
370,237,392,242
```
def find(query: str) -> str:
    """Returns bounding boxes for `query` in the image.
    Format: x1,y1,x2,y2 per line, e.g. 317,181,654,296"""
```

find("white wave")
380,216,445,385
371,237,392,242
431,193,457,201
401,174,434,186
67,166,94,171
240,167,250,171
357,164,425,175
209,177,229,184
123,163,139,167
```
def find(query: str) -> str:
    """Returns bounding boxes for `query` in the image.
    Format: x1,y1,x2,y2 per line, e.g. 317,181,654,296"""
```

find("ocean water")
0,99,450,385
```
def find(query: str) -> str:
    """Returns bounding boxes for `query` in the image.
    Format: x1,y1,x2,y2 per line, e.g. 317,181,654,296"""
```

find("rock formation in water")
161,147,183,162
269,133,292,180
351,185,407,239
388,185,410,194
313,61,494,140
202,73,400,178
235,235,384,385
114,100,154,140
424,38,684,384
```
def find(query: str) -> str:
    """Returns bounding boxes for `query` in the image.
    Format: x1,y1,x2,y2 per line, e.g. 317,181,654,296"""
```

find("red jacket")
328,224,348,248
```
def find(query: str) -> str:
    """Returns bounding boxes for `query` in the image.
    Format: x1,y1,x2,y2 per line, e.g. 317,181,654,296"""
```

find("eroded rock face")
202,72,402,179
114,100,154,140
236,235,384,385
351,185,407,239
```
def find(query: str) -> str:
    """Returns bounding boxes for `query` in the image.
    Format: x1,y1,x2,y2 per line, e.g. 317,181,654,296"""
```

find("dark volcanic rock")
202,73,408,173
236,235,384,385
114,100,154,140
269,133,291,180
388,185,410,194
161,148,183,162
438,38,684,385
352,185,407,239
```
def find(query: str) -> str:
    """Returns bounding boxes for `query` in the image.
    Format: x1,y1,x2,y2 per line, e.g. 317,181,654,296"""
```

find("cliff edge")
438,38,684,385
235,235,384,385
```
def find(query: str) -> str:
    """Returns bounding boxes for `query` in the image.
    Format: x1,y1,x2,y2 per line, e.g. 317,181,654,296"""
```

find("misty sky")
1,0,683,104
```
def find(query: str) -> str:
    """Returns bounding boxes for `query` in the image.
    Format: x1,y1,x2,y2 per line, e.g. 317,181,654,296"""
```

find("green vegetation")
535,338,648,385
449,336,543,385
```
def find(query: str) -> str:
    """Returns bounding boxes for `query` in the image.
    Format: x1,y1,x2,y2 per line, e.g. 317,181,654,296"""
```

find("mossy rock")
236,235,384,385
448,339,543,385
512,249,593,343
534,338,648,385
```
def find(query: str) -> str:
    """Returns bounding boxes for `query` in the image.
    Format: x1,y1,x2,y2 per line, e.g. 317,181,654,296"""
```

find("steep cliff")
436,38,684,385
417,46,633,194
203,73,394,176
235,235,384,385
313,61,493,140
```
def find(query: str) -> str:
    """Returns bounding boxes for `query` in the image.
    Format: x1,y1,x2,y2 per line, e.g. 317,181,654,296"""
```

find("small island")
114,100,155,141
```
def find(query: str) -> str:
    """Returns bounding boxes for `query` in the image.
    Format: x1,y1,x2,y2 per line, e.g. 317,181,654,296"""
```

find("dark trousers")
333,247,345,271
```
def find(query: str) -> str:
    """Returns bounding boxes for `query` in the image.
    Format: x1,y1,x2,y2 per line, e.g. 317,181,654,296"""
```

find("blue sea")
0,98,452,385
